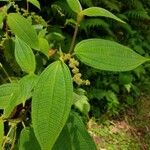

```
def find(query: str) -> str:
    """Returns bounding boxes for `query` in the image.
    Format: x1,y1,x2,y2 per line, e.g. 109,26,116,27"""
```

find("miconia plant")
0,0,149,149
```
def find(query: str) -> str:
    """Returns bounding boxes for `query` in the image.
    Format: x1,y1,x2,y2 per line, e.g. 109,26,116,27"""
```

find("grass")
88,93,150,150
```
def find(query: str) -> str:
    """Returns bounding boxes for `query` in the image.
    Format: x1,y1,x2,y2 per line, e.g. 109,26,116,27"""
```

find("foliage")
89,94,150,149
89,119,140,149
0,0,149,149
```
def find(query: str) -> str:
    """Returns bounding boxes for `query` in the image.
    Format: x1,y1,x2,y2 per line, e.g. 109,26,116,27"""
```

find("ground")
88,93,150,150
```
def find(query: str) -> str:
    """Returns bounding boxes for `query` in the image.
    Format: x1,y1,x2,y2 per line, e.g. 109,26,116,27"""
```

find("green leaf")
111,84,119,93
75,39,149,71
4,89,21,118
106,91,119,104
119,73,133,85
19,127,41,150
38,37,49,56
0,82,26,118
124,84,131,93
81,7,125,23
15,37,36,74
0,75,37,117
52,125,72,150
69,112,96,150
19,74,38,103
66,0,82,13
73,93,90,114
32,61,73,150
7,13,39,50
27,0,40,10
105,91,119,111
0,83,20,109
0,119,4,148
88,89,106,100
38,29,47,38
46,32,65,42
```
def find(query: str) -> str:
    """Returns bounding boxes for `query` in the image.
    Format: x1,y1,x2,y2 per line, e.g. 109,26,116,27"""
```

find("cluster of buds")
60,53,72,62
31,13,42,23
30,13,47,26
12,2,20,13
21,11,46,27
60,53,90,86
21,8,29,17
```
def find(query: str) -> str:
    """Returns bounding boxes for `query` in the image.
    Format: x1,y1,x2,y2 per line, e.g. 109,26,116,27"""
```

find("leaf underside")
15,37,36,74
75,39,148,72
32,61,73,150
66,0,82,13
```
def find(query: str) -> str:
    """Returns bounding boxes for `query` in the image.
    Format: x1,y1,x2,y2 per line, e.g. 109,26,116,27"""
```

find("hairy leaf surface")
66,0,82,13
32,61,73,150
15,37,36,73
75,39,149,71
81,7,125,23
7,13,39,49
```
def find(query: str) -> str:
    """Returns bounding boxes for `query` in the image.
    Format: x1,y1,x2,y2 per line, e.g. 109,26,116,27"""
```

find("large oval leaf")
15,37,36,74
74,39,149,71
7,13,39,50
32,61,73,150
81,7,125,23
19,127,41,150
66,0,82,13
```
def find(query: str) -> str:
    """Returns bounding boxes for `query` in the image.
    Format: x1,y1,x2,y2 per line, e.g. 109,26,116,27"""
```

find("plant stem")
26,1,29,12
22,121,26,128
69,13,83,53
69,23,79,53
10,127,16,150
2,126,13,149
